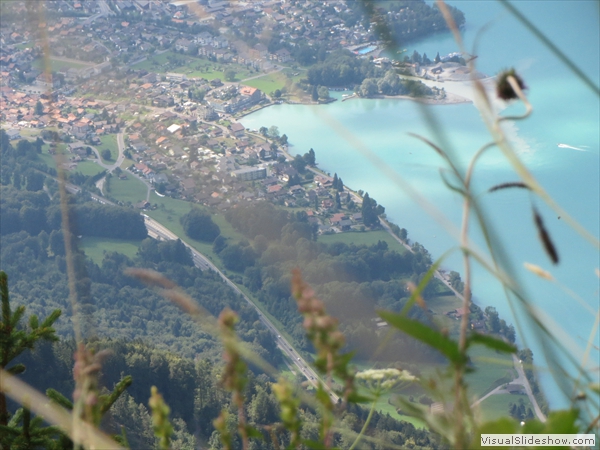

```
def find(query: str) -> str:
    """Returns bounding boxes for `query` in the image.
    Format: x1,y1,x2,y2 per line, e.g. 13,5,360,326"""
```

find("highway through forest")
144,217,338,402
64,182,338,402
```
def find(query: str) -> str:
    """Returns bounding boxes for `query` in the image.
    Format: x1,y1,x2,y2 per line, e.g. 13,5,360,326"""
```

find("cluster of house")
207,85,264,114
120,109,367,234
445,307,486,332
1,0,383,92
0,88,123,142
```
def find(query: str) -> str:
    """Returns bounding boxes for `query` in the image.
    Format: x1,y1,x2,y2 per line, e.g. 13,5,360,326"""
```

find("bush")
180,208,220,242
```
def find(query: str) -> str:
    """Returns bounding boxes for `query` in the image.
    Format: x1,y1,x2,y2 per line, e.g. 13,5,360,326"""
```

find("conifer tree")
0,271,61,444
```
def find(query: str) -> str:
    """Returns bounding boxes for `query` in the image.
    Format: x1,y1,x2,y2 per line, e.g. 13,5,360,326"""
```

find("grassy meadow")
106,172,148,204
31,57,91,72
318,229,407,253
131,51,254,81
79,236,143,265
98,134,119,162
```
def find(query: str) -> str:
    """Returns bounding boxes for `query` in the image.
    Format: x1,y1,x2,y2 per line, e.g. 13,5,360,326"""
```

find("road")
143,216,338,402
511,354,547,422
93,130,151,201
63,182,332,397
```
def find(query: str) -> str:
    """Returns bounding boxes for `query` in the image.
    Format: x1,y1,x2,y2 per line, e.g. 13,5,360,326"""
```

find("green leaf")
10,305,26,328
379,311,465,365
400,249,453,316
540,409,579,435
7,363,25,375
100,375,133,414
29,314,39,330
473,417,518,449
315,383,332,408
521,419,545,434
345,392,372,404
245,426,263,440
40,309,61,328
46,388,73,410
467,333,516,354
0,424,20,437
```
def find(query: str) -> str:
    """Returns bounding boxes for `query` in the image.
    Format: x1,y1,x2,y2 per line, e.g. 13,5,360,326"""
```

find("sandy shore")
419,76,508,113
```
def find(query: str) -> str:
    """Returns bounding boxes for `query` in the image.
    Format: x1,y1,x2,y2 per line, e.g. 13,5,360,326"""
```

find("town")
1,0,457,236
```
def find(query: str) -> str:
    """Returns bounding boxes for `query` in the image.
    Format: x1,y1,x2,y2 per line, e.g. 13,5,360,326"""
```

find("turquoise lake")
241,1,599,408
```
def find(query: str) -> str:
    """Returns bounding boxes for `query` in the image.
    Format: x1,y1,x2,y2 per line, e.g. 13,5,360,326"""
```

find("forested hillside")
218,202,452,363
14,338,440,449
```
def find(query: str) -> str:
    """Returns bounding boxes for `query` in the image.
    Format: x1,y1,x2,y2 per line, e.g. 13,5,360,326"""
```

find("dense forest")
11,335,441,449
304,51,434,97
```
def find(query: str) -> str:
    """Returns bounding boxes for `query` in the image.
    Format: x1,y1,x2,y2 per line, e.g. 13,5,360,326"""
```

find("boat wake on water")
557,143,588,152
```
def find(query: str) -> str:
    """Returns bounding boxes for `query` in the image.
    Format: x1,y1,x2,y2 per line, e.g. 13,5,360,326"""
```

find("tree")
273,89,282,98
311,85,319,102
0,271,61,427
259,127,268,137
335,191,341,209
337,177,344,192
268,126,280,140
224,69,236,81
318,86,330,100
101,149,112,161
303,148,316,166
35,100,44,116
361,192,379,227
25,171,45,191
332,173,339,189
359,78,378,97
287,174,301,187
180,208,221,242
435,52,441,63
485,306,501,333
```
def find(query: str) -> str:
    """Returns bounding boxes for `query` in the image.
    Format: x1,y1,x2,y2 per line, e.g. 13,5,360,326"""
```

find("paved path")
472,385,505,407
92,131,151,201
511,354,547,422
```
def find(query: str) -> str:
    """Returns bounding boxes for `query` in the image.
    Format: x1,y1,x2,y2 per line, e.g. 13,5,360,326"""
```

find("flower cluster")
356,368,417,396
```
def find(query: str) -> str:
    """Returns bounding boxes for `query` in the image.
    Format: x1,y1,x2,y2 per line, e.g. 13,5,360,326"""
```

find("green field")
31,57,90,72
98,134,119,163
120,158,136,169
318,230,407,253
466,345,515,399
243,71,292,93
477,393,533,422
131,51,253,81
107,172,148,204
79,236,142,265
74,161,105,176
146,191,245,262
39,142,71,171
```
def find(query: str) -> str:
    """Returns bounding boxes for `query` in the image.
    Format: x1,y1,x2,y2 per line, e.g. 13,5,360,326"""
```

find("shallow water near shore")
241,1,599,408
